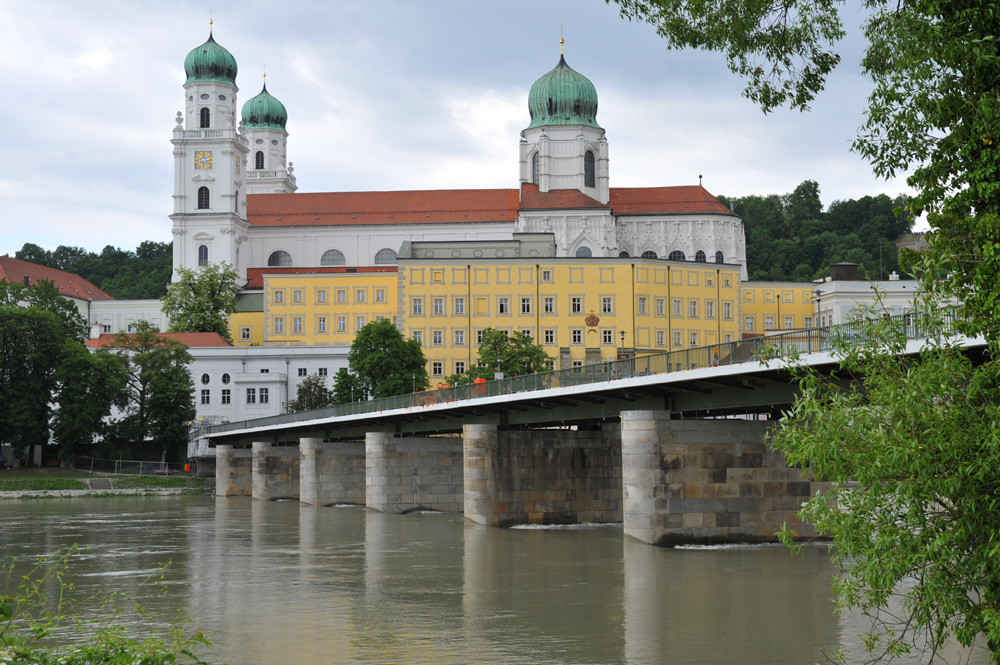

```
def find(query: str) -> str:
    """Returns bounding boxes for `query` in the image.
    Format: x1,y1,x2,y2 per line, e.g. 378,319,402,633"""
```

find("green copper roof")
184,33,238,86
242,84,288,130
527,55,600,129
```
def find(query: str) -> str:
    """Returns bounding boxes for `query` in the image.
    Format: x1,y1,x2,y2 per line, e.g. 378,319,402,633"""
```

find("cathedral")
169,30,748,283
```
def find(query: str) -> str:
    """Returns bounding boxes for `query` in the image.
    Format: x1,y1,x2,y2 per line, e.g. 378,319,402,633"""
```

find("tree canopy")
161,263,238,343
344,319,428,400
460,329,551,383
287,374,332,412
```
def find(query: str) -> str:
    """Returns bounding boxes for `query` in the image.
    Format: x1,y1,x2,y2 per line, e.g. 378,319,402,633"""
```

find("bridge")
204,315,984,547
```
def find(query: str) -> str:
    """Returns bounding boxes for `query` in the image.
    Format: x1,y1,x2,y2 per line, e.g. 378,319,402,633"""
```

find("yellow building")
738,281,816,335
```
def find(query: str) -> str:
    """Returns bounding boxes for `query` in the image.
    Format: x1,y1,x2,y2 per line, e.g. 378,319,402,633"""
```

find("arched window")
198,245,208,267
321,249,346,266
715,251,724,263
642,250,658,259
575,246,593,258
255,151,264,169
531,152,539,185
374,248,397,265
584,150,595,188
695,250,707,262
268,250,292,267
618,250,630,258
668,250,685,261
199,107,210,128
197,186,210,209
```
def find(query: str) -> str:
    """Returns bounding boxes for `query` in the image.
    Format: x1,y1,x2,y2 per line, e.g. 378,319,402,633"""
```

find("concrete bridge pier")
462,422,623,527
365,431,464,514
298,438,366,507
621,411,823,546
251,441,300,501
215,444,252,497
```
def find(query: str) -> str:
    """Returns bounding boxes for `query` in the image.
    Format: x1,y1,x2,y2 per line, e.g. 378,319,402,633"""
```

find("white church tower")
241,76,297,195
170,26,249,281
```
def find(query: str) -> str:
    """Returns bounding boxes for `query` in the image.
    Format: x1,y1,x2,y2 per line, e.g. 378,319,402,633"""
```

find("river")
0,495,988,664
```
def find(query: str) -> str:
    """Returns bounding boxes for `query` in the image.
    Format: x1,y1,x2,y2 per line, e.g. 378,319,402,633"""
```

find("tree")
330,368,357,406
108,321,195,461
346,319,428,399
0,279,88,342
52,343,128,459
287,374,332,412
161,263,238,342
463,328,551,382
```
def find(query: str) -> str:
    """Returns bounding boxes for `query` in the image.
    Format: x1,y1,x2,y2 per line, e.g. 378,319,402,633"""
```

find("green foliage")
288,373,332,412
0,477,88,491
53,344,128,456
0,548,213,664
0,279,89,343
464,328,551,382
772,300,1000,660
346,319,428,399
161,263,238,343
330,368,357,406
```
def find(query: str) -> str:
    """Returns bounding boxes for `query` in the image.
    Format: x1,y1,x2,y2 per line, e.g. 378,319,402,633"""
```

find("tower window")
715,251,725,263
374,248,397,265
255,150,264,169
197,186,210,209
268,250,292,267
198,245,208,266
575,246,593,258
199,107,210,128
695,250,707,262
531,152,539,185
668,250,685,261
584,150,595,188
321,249,346,266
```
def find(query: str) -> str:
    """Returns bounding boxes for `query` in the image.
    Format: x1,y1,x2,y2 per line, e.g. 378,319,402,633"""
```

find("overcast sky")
0,0,913,258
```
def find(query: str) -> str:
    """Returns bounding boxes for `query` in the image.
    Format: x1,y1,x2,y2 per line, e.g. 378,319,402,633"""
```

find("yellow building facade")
738,282,817,335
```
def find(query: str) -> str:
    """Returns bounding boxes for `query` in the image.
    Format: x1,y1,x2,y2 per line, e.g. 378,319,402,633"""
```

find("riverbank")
0,487,214,499
0,467,213,497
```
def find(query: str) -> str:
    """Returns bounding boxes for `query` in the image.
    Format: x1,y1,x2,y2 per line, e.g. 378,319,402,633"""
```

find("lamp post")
412,373,416,393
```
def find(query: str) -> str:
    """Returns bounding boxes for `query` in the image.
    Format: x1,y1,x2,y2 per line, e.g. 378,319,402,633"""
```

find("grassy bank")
0,467,212,492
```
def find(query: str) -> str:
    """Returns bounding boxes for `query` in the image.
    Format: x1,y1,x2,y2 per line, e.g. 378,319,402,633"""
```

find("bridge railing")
205,310,956,435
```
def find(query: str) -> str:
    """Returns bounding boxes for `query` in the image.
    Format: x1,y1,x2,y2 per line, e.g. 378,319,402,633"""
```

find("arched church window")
575,246,593,258
268,250,292,267
642,250,658,259
531,152,539,185
197,187,210,209
321,249,346,266
695,250,707,262
619,250,630,258
715,251,724,263
198,245,208,267
255,151,264,170
668,250,685,261
584,151,595,188
374,248,397,265
199,107,210,128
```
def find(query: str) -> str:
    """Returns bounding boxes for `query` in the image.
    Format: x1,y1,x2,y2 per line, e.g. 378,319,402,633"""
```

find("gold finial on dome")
560,26,564,55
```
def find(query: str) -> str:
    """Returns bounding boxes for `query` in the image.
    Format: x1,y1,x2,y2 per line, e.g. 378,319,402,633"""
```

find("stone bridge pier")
251,441,300,501
299,437,365,507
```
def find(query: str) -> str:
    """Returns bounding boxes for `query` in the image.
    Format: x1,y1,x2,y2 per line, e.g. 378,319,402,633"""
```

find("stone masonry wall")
299,438,365,506
251,442,300,501
215,445,252,497
366,432,463,513
622,412,824,546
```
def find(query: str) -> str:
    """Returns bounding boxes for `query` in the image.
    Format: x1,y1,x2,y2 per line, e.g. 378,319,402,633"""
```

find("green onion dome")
527,55,601,129
184,33,238,86
241,84,288,130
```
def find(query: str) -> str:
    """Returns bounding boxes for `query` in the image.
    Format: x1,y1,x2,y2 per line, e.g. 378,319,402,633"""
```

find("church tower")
170,26,249,281
242,78,297,195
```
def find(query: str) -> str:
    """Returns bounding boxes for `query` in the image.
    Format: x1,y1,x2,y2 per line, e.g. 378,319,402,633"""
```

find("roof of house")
0,257,114,301
609,186,735,216
518,184,608,210
85,332,232,349
244,265,398,289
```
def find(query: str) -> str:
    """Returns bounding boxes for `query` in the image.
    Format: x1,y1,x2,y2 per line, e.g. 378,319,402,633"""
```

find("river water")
0,495,988,664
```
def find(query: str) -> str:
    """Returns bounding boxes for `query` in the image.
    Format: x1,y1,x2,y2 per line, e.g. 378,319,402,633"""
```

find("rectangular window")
317,316,327,333
674,331,682,347
336,289,347,303
454,329,465,345
572,329,582,344
545,360,555,371
412,298,423,315
260,388,269,404
454,297,465,315
723,302,732,319
221,389,230,405
521,297,531,314
432,361,443,377
745,316,755,332
298,368,307,377
241,327,251,341
293,316,303,333
689,300,698,317
572,361,583,372
784,316,793,329
498,297,509,314
690,332,698,347
805,316,814,328
706,301,715,319
602,296,613,314
354,288,365,304
246,388,256,404
317,289,327,304
544,296,554,313
432,330,443,345
413,330,423,344
571,297,582,314
433,298,444,315
724,333,732,343
274,317,284,333
356,316,366,330
656,298,665,316
476,329,485,344
706,274,715,286
544,329,555,344
200,389,210,405
602,329,613,344
542,269,552,281
102,324,112,333
455,361,466,375
764,316,774,330
724,276,732,287
260,369,269,373
293,290,303,304
318,368,328,376
375,288,386,303
337,316,347,332
273,290,284,304
656,331,665,346
673,299,682,317
638,297,647,315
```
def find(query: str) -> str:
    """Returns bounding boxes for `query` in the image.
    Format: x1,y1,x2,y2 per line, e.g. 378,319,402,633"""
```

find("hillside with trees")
718,180,912,282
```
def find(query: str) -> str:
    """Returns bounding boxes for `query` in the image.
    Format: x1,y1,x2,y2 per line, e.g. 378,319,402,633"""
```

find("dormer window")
199,107,210,128
255,151,264,169
197,186,210,209
584,150,595,188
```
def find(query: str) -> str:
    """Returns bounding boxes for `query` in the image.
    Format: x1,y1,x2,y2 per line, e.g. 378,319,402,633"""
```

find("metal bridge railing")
205,310,957,435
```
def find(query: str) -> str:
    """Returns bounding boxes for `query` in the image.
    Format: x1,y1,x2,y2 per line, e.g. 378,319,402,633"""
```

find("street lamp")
412,373,416,393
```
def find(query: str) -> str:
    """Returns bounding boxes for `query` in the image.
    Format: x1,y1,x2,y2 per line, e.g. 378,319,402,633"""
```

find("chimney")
23,275,30,287
829,263,859,281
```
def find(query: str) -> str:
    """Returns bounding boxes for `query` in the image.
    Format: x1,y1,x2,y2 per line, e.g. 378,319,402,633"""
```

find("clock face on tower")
195,151,213,169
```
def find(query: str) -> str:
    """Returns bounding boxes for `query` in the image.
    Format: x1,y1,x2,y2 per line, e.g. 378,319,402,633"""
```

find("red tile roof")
610,186,735,216
244,266,398,289
518,183,609,210
0,257,114,301
247,189,520,227
85,332,232,348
